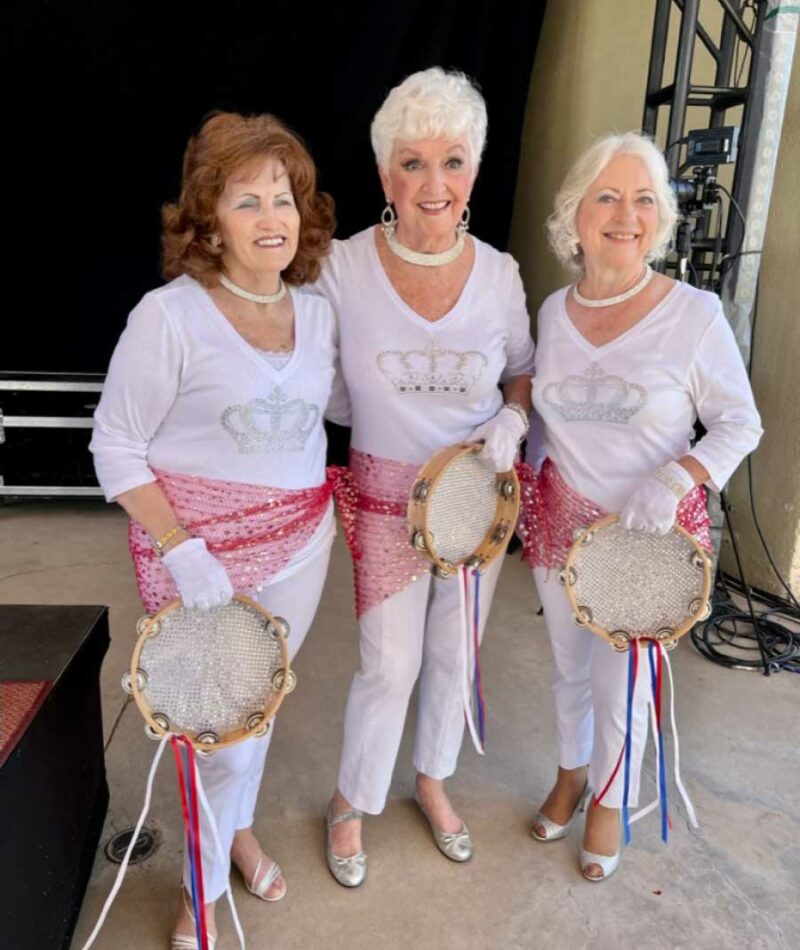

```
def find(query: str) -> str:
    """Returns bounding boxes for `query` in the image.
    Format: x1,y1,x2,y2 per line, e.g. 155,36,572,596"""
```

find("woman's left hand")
619,460,696,534
468,405,528,472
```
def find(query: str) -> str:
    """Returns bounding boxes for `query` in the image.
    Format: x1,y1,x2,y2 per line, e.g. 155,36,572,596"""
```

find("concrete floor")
1,500,798,950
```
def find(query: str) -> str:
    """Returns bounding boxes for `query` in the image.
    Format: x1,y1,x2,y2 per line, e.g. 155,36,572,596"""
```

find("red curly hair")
162,112,335,286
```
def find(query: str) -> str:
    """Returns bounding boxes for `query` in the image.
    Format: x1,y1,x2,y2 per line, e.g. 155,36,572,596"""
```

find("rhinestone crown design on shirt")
221,387,320,453
542,362,647,424
376,338,488,395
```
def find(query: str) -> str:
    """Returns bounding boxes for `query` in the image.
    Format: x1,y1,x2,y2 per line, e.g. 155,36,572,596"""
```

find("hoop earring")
457,203,471,234
381,201,397,237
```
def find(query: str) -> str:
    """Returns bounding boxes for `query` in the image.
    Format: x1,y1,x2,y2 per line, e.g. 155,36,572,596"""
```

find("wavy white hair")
547,132,678,273
370,67,488,172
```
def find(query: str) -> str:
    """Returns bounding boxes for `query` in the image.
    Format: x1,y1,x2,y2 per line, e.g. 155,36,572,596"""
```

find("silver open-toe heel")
580,846,621,882
531,783,592,842
326,803,368,887
414,793,473,863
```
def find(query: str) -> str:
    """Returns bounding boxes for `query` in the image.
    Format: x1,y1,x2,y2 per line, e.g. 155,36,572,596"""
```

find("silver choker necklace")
219,273,287,304
572,265,653,308
385,227,465,267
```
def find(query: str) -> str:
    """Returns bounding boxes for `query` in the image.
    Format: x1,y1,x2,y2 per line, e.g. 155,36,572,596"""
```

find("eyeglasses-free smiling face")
215,156,301,289
575,153,660,273
379,137,474,251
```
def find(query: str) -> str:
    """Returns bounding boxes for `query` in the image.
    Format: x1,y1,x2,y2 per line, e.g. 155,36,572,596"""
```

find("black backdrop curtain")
6,0,546,372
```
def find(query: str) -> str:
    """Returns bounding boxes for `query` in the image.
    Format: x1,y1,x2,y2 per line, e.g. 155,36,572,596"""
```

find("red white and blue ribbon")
81,732,247,950
594,639,698,844
171,735,210,950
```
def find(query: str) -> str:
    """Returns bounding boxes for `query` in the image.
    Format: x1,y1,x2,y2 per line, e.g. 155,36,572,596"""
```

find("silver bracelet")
503,401,530,433
654,464,690,501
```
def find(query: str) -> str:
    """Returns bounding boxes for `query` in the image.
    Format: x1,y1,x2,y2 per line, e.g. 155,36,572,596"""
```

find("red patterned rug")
0,680,51,768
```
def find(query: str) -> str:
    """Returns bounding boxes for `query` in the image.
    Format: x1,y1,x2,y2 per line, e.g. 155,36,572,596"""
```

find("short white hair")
370,67,488,172
547,131,678,273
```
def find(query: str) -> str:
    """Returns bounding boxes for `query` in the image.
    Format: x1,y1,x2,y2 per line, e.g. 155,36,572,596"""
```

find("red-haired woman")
91,112,348,948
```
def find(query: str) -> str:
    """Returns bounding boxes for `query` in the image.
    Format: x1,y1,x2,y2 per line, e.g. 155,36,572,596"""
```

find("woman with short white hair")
316,67,536,886
521,131,762,881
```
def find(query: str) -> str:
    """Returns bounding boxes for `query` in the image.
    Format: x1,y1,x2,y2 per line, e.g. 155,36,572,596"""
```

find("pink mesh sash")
130,467,334,614
331,449,428,618
517,457,712,570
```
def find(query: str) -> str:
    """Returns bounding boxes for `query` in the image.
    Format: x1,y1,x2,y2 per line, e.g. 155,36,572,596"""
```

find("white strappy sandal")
242,855,287,901
170,890,217,950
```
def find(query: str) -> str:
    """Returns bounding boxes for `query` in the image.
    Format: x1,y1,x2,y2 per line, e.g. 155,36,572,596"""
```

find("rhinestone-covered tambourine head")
136,599,285,740
569,522,708,638
425,452,503,564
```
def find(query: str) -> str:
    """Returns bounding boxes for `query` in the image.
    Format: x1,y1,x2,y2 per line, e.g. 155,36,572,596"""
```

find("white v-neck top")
530,281,762,510
91,275,337,500
314,226,536,464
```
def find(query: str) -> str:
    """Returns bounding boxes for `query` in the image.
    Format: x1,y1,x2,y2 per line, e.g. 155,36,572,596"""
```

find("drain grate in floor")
104,826,159,864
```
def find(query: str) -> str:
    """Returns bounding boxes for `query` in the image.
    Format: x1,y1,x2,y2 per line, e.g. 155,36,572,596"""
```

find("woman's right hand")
161,538,234,610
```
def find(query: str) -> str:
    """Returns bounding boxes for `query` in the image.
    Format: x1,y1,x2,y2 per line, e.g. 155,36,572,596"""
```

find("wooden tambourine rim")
407,442,520,576
562,514,712,650
129,593,292,751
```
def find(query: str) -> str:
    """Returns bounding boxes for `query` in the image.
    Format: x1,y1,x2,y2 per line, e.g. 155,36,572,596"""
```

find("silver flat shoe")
531,783,592,842
415,793,473,862
326,804,368,887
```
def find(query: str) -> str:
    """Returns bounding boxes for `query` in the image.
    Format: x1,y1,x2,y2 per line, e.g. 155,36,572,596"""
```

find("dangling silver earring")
381,201,397,237
210,233,222,248
457,203,471,234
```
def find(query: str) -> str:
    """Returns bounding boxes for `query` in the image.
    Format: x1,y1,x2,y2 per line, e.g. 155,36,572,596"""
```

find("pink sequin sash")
331,449,428,618
517,457,712,570
130,467,334,614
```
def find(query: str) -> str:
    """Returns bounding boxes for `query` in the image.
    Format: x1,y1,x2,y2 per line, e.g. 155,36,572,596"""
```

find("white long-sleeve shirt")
530,281,763,511
91,275,341,572
314,227,536,465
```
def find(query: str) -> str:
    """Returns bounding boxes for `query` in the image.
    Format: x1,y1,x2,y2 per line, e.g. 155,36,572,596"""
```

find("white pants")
184,545,331,901
338,556,504,814
533,567,652,808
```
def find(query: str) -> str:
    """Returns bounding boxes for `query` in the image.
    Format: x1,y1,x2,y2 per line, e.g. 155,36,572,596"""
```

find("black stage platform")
0,605,110,950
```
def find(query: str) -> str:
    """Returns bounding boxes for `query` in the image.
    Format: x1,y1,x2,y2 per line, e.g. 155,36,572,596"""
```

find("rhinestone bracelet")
503,401,531,434
654,464,692,501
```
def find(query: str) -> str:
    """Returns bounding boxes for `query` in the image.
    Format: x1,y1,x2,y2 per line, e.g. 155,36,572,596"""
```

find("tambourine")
559,515,712,651
408,442,520,578
122,594,295,752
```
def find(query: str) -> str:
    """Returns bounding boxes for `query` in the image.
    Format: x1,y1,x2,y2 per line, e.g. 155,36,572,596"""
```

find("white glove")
619,461,695,535
468,405,528,472
161,537,234,610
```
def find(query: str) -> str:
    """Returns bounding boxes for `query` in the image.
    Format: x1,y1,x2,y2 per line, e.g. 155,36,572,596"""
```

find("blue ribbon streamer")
472,570,485,745
181,741,203,939
621,644,636,845
648,642,669,843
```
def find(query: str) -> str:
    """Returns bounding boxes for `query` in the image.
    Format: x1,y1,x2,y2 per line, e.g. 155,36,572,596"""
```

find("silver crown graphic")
221,388,319,453
542,363,647,424
376,339,488,395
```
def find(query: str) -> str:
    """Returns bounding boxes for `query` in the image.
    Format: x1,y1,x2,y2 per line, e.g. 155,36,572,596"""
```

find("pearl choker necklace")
385,227,465,267
219,273,287,304
572,265,653,308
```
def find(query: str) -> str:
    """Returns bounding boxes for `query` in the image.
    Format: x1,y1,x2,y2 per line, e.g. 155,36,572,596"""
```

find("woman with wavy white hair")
520,132,762,881
316,67,536,886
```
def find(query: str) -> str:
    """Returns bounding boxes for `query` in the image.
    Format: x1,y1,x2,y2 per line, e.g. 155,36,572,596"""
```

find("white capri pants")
338,555,504,815
184,543,331,901
533,567,653,809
